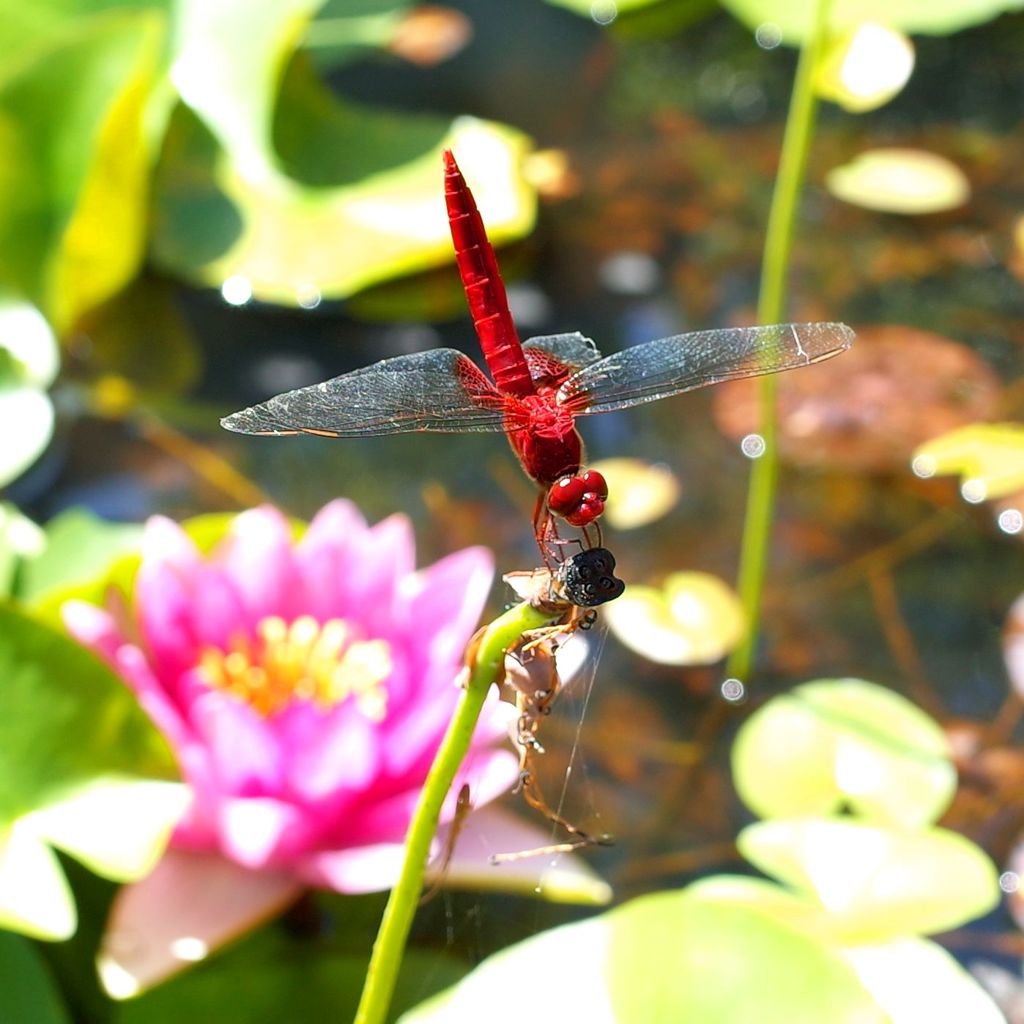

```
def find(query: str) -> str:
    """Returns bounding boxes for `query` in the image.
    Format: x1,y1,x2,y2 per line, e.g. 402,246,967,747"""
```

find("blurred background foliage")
6,0,1024,1020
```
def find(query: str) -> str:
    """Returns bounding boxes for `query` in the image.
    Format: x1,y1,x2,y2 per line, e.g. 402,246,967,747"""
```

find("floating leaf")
588,457,681,530
154,0,535,303
841,939,1005,1024
912,423,1024,503
733,678,956,827
825,148,970,215
0,10,165,329
816,24,914,113
739,818,999,942
604,571,745,665
718,0,1021,44
401,888,883,1023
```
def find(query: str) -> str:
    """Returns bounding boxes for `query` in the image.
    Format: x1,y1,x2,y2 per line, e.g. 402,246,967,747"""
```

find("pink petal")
214,506,304,624
189,692,282,794
217,797,314,868
340,515,417,635
98,848,301,997
186,565,249,652
278,702,381,804
62,600,122,661
298,843,407,893
294,500,368,621
135,518,204,684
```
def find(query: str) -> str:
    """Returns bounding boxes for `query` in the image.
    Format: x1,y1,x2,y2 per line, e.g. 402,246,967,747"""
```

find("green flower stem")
355,600,554,1024
726,0,832,685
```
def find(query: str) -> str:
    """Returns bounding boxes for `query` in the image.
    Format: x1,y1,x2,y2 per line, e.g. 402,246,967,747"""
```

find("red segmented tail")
443,150,534,397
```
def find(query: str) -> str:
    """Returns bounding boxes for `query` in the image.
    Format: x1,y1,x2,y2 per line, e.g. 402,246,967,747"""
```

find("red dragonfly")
222,151,853,557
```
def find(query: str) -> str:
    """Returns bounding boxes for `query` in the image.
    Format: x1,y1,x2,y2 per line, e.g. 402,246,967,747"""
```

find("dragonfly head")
546,469,608,527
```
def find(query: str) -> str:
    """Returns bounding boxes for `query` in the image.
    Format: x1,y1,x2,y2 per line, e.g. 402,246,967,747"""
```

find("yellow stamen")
198,616,393,719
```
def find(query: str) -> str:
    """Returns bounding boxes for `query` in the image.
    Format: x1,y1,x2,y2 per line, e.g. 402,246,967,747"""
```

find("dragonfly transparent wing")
558,322,854,415
523,332,603,383
221,348,507,437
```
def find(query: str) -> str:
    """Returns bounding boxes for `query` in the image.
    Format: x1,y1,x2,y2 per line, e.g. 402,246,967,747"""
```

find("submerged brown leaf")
713,325,1001,471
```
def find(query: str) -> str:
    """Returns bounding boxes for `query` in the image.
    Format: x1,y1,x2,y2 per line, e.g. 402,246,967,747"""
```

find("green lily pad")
19,508,143,604
732,678,956,827
401,888,884,1023
153,0,534,303
718,0,1023,44
825,148,970,215
739,818,999,942
0,9,165,330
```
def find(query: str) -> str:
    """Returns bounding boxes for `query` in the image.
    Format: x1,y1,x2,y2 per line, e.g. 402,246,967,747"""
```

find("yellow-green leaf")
733,679,955,827
913,423,1024,503
0,10,165,330
825,148,970,215
739,818,999,942
604,571,745,665
815,24,914,113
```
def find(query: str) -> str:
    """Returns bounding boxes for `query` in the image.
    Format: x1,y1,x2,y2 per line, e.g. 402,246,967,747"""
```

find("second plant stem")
727,0,832,684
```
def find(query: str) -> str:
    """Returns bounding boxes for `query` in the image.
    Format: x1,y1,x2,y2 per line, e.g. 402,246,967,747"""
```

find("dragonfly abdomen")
443,150,534,398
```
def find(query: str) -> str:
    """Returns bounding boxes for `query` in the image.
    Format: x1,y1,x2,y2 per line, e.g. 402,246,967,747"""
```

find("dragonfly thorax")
503,396,582,486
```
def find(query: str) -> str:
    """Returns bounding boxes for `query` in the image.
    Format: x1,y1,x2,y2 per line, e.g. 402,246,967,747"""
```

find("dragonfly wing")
221,349,507,437
558,322,854,415
523,333,602,390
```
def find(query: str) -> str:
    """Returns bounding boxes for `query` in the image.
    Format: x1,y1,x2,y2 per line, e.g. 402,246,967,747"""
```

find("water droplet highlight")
741,434,766,459
221,276,252,306
721,678,745,703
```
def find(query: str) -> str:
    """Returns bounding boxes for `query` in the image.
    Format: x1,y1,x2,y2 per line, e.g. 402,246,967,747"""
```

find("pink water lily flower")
63,501,516,893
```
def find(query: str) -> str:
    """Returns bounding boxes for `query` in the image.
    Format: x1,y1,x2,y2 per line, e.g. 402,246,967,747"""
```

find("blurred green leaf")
403,889,883,1023
718,0,1023,43
0,301,60,485
0,503,45,597
113,924,467,1023
0,604,179,939
19,508,142,603
0,930,71,1024
0,9,165,330
913,423,1024,502
732,678,956,827
0,604,173,823
0,824,77,940
738,818,1000,942
154,0,535,303
841,938,1005,1023
75,277,202,397
28,777,189,882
